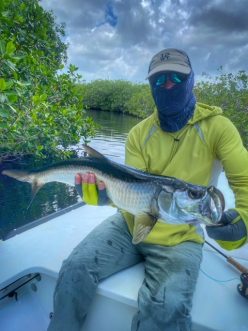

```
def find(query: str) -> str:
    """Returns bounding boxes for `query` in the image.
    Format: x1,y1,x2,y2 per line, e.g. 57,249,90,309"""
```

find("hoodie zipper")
168,137,180,163
167,127,189,163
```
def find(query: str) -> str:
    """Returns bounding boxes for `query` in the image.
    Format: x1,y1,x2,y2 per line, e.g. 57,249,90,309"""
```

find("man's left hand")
75,173,110,206
206,209,247,250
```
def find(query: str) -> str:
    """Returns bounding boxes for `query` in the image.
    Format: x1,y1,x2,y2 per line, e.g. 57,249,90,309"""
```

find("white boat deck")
0,203,248,331
0,173,248,331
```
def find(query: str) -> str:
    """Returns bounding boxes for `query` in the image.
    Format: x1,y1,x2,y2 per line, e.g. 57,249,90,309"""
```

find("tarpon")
2,145,225,244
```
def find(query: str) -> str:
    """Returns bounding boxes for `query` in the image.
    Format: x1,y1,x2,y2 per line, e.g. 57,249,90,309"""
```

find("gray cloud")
41,0,248,82
188,0,248,32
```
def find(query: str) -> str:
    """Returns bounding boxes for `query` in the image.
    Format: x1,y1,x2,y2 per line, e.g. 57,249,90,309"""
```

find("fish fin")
31,180,44,198
26,180,44,210
1,169,31,182
132,213,157,245
83,145,107,159
2,169,43,210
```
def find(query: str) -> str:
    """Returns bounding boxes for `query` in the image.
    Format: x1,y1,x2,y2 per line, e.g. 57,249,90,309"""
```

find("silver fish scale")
38,165,102,186
37,165,157,215
103,179,157,215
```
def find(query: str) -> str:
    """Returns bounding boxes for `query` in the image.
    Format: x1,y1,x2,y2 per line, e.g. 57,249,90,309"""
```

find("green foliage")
82,79,155,117
0,0,96,162
83,79,135,113
195,70,248,148
126,84,155,117
0,0,67,76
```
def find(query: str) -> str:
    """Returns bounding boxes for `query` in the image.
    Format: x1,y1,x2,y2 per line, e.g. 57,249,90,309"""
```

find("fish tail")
2,169,33,183
2,169,45,208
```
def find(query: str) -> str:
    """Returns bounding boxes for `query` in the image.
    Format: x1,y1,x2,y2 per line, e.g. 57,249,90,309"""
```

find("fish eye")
188,190,205,200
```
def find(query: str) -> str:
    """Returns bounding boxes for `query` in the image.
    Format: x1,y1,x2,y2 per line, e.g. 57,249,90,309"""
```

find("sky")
41,0,248,83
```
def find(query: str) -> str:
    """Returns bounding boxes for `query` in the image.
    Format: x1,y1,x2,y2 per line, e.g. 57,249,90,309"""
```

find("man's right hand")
75,173,110,206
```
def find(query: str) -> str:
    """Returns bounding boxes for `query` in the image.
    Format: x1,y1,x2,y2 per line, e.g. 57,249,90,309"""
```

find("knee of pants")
163,290,191,320
58,255,99,289
53,258,99,320
139,286,191,323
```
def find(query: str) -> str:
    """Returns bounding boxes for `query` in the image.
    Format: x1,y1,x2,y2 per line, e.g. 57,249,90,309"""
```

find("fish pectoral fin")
132,213,157,245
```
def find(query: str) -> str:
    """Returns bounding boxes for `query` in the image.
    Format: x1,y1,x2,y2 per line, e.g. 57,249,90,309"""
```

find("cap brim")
147,63,191,79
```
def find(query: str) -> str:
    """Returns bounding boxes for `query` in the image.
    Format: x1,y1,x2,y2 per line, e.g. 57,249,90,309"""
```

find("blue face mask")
151,71,196,132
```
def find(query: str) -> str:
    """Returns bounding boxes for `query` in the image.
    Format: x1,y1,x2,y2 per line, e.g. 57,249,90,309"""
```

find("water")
87,110,140,163
0,110,140,238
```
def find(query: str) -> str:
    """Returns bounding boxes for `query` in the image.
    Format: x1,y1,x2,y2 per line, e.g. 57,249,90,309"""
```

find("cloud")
41,0,248,82
188,0,248,32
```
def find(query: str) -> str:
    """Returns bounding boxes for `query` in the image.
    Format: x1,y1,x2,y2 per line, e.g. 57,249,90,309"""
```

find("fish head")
157,184,225,225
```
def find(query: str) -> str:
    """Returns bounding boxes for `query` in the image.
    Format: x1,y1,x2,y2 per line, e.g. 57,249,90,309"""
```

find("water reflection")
87,110,140,162
0,110,140,238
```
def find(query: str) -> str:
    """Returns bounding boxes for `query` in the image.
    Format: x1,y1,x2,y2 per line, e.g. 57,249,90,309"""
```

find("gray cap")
147,48,192,78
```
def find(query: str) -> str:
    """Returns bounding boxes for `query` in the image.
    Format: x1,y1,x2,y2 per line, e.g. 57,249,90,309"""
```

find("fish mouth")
201,186,225,224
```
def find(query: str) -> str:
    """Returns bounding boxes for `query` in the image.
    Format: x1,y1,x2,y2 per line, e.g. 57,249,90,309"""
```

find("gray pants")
48,212,202,331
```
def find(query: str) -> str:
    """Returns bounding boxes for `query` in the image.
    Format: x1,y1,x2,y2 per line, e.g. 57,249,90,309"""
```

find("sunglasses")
151,72,188,87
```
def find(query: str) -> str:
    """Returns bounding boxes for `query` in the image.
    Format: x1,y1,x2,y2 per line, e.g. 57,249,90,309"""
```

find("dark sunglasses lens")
171,73,187,83
155,74,166,86
151,72,188,87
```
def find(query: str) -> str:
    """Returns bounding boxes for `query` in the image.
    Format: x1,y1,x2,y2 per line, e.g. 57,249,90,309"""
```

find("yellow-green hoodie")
122,102,248,248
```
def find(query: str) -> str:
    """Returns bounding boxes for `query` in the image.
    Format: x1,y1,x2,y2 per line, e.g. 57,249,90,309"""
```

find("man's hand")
75,173,110,206
206,209,247,250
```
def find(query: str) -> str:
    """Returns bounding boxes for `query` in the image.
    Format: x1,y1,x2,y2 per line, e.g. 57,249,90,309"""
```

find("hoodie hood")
188,102,223,124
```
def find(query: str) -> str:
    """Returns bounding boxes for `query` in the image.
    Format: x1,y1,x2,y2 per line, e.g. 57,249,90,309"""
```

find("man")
48,48,248,331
